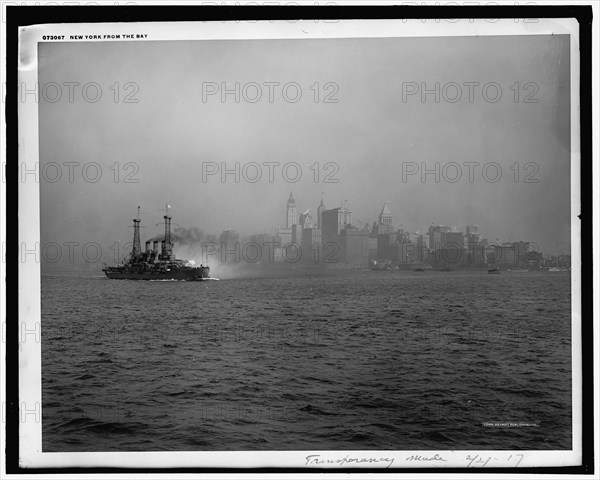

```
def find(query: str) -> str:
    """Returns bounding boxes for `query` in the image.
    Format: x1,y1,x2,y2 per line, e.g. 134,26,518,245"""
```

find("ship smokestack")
131,206,142,258
153,240,159,253
145,240,151,253
163,203,173,260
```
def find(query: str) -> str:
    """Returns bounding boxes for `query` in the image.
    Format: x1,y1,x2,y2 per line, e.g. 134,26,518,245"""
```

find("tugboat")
369,259,393,270
102,205,210,281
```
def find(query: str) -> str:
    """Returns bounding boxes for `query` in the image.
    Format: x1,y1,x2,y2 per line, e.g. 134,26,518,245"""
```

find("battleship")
102,206,210,280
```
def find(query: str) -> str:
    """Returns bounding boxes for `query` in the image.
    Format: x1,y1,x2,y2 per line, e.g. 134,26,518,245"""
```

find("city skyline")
271,191,538,246
94,193,557,251
167,192,567,270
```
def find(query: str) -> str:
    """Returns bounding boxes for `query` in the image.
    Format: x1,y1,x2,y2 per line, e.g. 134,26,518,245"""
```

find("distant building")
428,225,451,250
299,209,313,229
276,227,292,246
301,203,322,263
376,231,417,265
275,193,298,247
486,243,518,268
377,232,396,260
250,232,277,248
422,233,429,246
286,192,298,228
416,234,428,262
426,229,466,267
292,224,303,246
321,206,354,265
465,244,486,266
405,232,420,244
437,246,464,267
316,197,326,229
442,231,465,251
378,203,393,227
322,207,351,241
340,227,370,267
543,254,569,268
497,244,518,267
368,235,378,260
390,241,418,264
301,227,322,263
372,202,395,236
512,241,531,265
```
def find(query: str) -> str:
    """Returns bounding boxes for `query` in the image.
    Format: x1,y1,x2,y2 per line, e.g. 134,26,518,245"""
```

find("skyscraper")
428,225,451,250
286,192,298,228
378,202,393,226
316,197,326,229
373,202,395,236
321,207,352,263
299,208,312,228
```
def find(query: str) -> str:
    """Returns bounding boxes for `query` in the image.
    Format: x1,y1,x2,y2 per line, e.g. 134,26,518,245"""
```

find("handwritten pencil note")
302,453,526,468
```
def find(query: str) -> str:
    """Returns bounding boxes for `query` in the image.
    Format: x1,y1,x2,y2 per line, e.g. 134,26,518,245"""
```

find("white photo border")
15,16,584,471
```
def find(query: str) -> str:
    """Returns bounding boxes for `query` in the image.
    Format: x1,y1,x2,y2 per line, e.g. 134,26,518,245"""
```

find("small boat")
369,259,393,271
488,267,500,274
413,267,426,272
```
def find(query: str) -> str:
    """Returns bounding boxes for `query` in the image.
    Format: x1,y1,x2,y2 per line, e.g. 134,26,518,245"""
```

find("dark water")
42,270,572,451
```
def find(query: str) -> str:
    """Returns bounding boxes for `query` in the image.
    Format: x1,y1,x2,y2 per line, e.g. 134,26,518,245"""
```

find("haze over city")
37,31,571,258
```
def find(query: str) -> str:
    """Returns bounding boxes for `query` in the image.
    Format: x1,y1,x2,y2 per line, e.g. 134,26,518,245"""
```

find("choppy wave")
41,270,572,451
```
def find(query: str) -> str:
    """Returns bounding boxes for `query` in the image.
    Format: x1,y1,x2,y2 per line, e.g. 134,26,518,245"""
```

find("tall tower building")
321,208,344,263
372,202,395,236
286,192,298,228
317,197,326,229
299,209,312,228
378,202,393,226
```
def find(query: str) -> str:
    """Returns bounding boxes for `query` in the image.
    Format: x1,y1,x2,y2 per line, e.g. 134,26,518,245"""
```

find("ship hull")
103,267,209,281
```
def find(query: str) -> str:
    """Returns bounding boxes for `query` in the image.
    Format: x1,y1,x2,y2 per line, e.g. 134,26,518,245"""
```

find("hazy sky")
38,30,571,256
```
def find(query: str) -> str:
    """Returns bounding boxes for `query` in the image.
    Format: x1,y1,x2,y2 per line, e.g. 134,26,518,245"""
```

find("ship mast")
131,205,142,258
